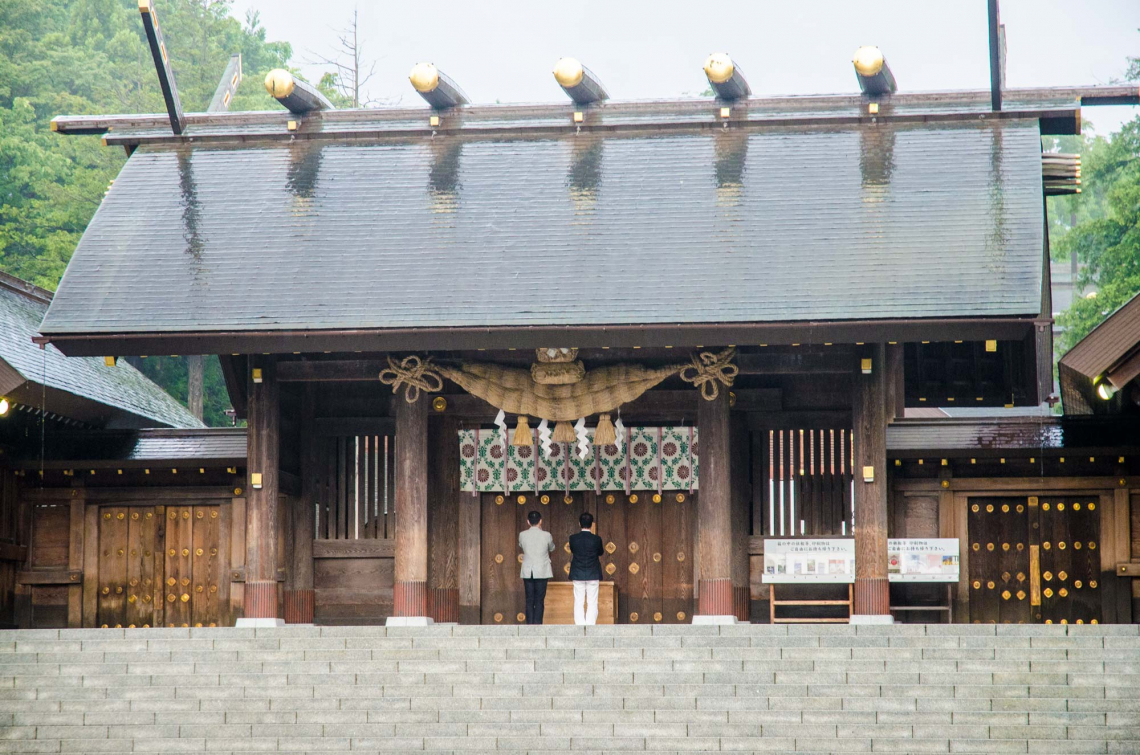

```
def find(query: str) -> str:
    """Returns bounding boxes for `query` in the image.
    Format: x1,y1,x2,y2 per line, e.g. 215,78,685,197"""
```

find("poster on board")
887,538,960,582
762,538,855,584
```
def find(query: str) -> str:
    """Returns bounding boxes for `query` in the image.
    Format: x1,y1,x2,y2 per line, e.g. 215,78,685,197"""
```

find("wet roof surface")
42,118,1045,335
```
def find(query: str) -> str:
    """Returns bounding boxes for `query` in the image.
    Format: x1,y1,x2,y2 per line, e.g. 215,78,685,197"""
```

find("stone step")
0,625,1137,753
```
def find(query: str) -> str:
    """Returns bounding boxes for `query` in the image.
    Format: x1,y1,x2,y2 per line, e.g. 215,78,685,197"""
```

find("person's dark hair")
527,511,542,526
579,512,594,529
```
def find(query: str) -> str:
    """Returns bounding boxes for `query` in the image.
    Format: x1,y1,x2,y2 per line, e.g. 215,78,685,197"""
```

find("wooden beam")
736,350,852,375
138,0,185,135
988,0,1003,112
313,417,395,437
0,543,27,562
18,569,82,585
40,318,1040,359
313,539,395,559
208,54,243,113
52,84,1135,138
278,359,389,382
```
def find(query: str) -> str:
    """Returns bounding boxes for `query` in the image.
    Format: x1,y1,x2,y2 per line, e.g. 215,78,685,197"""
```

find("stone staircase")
1,624,1139,754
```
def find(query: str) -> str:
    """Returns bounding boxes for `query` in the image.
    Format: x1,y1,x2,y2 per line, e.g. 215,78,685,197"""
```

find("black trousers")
523,577,549,625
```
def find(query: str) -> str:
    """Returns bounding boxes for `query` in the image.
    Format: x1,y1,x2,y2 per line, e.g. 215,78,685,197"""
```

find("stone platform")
1,623,1139,753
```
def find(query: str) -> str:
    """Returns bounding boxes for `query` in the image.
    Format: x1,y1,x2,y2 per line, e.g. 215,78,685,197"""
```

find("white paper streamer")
494,409,509,495
537,418,552,458
613,416,626,454
494,409,508,451
574,417,590,460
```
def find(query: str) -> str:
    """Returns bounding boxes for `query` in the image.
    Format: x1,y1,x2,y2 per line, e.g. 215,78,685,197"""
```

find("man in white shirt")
518,510,555,625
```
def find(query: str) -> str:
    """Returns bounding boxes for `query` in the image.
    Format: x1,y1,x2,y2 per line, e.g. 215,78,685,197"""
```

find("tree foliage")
0,0,293,425
1049,35,1140,357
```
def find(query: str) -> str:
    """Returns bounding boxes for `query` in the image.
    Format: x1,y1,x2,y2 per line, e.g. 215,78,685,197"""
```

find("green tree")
0,0,293,425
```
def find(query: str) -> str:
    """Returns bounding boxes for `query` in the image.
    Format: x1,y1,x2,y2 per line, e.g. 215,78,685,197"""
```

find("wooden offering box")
543,581,618,624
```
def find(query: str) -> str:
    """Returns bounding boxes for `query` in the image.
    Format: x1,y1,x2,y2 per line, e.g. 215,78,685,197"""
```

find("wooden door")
162,505,223,628
968,496,1100,625
595,490,695,625
1038,497,1100,625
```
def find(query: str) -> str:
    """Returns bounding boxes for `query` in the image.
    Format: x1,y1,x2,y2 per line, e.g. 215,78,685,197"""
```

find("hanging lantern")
552,421,577,444
511,416,533,447
594,414,616,447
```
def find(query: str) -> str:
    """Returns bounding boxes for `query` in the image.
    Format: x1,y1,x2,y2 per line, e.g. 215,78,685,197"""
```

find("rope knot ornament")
679,347,739,400
379,355,444,403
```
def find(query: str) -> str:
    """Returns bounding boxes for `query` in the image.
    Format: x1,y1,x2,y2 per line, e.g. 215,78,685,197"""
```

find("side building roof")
0,273,203,428
1059,291,1140,415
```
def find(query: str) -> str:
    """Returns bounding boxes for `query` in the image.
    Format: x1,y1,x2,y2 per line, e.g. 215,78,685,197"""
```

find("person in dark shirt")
568,511,604,625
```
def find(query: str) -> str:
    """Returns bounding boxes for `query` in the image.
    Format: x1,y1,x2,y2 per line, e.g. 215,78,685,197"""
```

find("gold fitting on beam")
264,69,295,98
138,0,153,12
868,102,879,115
852,46,885,77
251,472,263,489
287,120,298,131
862,466,875,483
103,356,117,367
573,111,584,123
429,114,440,127
719,107,731,119
860,358,872,374
251,368,263,384
985,340,998,352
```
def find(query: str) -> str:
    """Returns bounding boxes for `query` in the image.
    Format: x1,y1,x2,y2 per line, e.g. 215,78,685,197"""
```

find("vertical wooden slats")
761,427,854,538
314,433,397,542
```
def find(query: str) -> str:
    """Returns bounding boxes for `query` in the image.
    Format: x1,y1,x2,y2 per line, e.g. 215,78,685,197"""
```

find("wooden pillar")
852,343,890,618
729,413,751,621
245,355,280,620
284,385,315,624
427,414,460,623
697,388,733,616
393,395,429,618
66,481,85,627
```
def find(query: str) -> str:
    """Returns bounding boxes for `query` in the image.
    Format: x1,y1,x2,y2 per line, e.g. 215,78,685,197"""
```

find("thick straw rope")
378,355,444,403
378,348,737,415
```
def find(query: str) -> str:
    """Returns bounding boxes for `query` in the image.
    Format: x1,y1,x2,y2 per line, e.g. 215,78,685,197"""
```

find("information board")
762,538,855,584
887,538,960,582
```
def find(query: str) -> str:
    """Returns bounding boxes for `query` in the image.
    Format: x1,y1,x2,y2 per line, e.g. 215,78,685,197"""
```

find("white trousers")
573,580,599,625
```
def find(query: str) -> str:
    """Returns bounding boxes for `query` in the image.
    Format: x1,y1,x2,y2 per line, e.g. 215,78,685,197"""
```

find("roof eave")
38,316,1045,358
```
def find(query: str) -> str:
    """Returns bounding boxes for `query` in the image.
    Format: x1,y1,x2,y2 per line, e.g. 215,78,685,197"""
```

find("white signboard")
888,538,960,583
762,538,855,584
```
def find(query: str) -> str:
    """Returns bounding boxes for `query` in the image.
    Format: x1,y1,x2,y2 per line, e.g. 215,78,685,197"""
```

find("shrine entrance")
967,496,1101,625
478,489,696,625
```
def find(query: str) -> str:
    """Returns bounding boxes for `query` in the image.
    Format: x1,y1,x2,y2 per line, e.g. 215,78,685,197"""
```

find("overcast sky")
231,0,1139,135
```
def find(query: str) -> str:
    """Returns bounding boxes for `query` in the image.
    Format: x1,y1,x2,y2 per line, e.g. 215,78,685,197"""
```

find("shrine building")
7,20,1140,629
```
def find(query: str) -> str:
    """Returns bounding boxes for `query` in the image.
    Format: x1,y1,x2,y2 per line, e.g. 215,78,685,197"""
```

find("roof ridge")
0,271,53,305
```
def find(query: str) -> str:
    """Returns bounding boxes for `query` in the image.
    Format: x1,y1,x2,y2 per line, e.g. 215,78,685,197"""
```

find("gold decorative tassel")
594,414,616,446
511,416,532,447
552,420,577,444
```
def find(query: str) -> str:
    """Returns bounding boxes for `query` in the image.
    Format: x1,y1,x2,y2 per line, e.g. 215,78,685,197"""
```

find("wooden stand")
769,583,853,624
543,581,618,625
889,583,954,624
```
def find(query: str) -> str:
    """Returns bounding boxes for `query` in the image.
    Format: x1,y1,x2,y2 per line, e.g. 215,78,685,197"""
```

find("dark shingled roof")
41,118,1045,336
0,275,203,428
9,428,245,466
